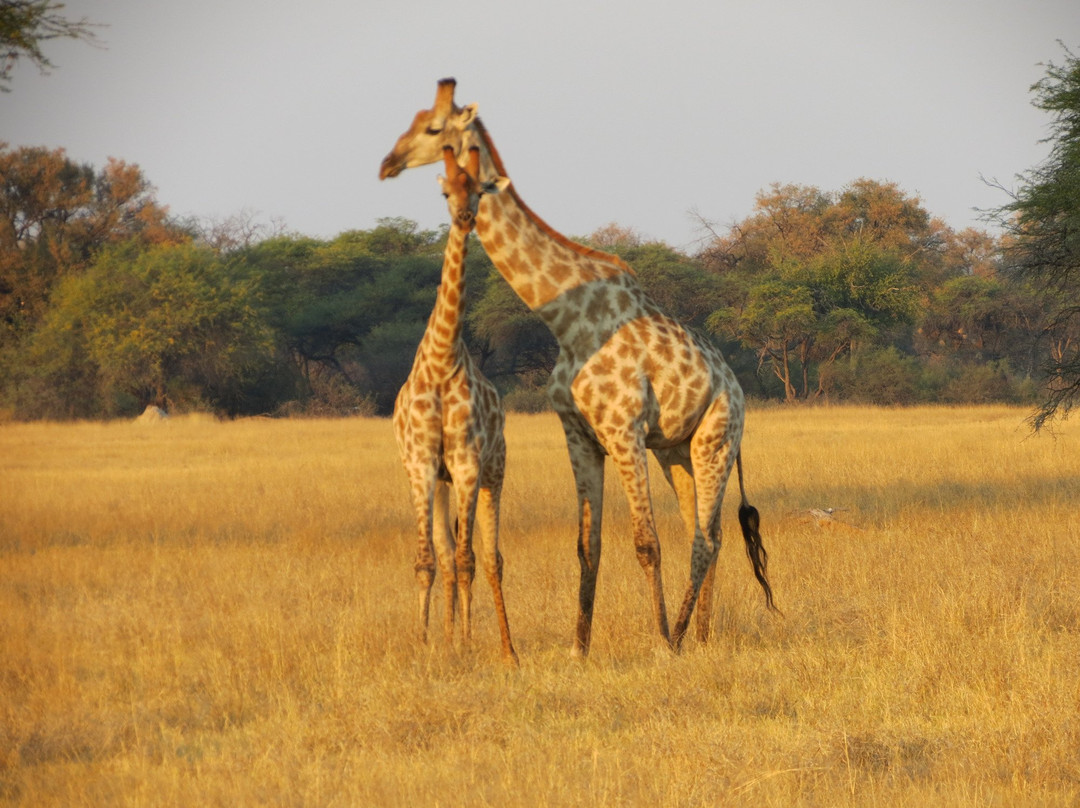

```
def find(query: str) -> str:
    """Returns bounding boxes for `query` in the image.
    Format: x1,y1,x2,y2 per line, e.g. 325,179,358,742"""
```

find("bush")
819,347,921,404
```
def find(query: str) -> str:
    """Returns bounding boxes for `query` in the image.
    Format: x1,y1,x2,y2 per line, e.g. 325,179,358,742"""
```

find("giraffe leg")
660,456,719,643
659,456,699,546
399,456,439,645
429,480,457,647
672,405,738,649
696,553,719,642
608,430,672,651
406,475,444,645
475,482,518,665
429,479,458,647
452,476,480,648
561,422,606,658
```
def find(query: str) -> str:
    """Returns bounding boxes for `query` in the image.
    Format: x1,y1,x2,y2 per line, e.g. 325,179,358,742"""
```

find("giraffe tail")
736,451,779,614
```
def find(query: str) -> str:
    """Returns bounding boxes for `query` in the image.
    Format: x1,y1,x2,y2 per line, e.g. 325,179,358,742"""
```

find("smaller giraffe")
393,146,517,664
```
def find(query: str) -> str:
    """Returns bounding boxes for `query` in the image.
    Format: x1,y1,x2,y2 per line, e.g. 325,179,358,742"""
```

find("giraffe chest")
394,362,504,473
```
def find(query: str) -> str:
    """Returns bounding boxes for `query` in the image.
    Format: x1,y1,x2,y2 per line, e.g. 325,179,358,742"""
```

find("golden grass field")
2,405,1079,806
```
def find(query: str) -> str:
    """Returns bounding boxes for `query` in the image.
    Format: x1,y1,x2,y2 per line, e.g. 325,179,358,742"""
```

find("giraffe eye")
425,126,443,135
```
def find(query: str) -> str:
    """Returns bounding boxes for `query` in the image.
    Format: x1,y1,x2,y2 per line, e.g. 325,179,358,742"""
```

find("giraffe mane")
472,117,636,276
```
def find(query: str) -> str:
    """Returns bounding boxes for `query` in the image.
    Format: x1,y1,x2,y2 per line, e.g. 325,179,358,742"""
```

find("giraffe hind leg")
672,428,737,649
660,457,720,646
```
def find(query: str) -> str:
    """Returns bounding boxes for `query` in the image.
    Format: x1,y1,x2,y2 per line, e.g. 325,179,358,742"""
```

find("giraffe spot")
535,274,559,304
593,353,615,377
549,261,573,284
586,293,614,324
616,290,632,313
550,387,572,408
655,340,675,364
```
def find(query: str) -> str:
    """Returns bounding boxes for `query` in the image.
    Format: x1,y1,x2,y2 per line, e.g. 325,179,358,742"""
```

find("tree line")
0,142,1058,420
3,42,1080,423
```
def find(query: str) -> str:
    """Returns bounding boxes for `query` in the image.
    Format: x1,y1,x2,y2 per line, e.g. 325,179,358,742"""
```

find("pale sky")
4,0,1079,252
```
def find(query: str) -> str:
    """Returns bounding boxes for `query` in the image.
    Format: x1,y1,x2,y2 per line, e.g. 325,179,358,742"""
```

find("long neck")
422,222,469,368
468,120,635,317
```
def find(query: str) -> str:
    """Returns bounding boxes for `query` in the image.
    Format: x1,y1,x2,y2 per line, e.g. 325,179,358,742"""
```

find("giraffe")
381,79,776,657
392,144,517,664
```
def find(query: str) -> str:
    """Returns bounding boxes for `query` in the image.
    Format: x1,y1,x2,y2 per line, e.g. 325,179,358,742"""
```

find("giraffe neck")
469,121,645,353
421,222,469,371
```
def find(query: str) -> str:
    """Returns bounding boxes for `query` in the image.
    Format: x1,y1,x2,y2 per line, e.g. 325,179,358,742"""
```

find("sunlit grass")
2,406,1079,805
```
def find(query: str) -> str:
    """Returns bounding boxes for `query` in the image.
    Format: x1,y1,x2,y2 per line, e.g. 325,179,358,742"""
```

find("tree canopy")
991,44,1080,428
0,134,1072,421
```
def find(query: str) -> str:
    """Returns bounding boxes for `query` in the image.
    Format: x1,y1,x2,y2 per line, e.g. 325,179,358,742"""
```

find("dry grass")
2,405,1079,806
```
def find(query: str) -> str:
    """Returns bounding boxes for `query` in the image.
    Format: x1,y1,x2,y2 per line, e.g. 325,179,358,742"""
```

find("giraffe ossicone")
382,79,775,657
392,143,517,665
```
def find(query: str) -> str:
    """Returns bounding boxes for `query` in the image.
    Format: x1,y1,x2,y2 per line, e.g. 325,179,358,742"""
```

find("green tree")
0,0,99,91
0,144,178,346
991,44,1080,428
238,222,453,414
20,241,276,417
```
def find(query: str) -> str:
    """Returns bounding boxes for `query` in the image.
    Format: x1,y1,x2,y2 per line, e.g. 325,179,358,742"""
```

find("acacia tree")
991,44,1080,428
702,184,927,400
0,0,99,91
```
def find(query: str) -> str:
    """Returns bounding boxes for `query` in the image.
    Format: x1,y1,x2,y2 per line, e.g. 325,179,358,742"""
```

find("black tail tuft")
738,502,778,613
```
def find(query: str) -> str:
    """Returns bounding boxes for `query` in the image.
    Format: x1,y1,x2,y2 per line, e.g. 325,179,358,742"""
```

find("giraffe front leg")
403,464,440,645
452,476,480,649
432,480,458,647
563,428,606,658
475,483,518,666
609,432,672,651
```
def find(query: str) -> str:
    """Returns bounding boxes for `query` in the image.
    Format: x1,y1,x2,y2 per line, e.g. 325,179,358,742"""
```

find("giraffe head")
437,146,509,230
379,78,484,181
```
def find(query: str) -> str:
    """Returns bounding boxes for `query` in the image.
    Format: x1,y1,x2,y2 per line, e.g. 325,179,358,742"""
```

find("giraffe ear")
481,176,511,195
457,103,479,126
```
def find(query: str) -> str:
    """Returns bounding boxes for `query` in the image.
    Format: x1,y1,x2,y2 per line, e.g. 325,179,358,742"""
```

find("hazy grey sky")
4,1,1079,251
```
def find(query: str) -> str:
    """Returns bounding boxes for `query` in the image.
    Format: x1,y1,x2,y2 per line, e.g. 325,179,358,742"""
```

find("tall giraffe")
393,145,517,664
381,79,775,656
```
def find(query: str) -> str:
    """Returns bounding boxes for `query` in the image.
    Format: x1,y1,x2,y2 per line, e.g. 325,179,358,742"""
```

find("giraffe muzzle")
379,153,404,180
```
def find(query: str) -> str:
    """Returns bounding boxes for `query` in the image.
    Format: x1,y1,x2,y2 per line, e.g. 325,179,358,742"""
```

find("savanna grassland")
2,406,1079,806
